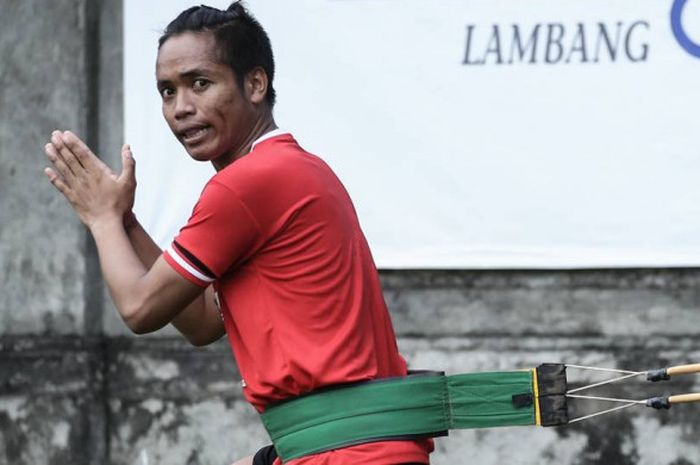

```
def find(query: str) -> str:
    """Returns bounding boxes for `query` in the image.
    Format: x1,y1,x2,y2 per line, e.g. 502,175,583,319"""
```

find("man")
44,3,432,464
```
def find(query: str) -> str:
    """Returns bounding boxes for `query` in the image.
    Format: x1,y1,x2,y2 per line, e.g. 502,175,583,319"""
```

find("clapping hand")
44,131,136,231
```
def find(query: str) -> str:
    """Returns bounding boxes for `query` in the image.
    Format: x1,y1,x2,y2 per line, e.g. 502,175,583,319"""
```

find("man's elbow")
187,336,212,347
123,312,153,335
185,330,224,347
128,321,154,335
121,302,167,335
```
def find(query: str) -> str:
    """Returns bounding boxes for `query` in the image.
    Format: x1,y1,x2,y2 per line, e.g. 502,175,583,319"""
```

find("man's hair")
159,2,276,107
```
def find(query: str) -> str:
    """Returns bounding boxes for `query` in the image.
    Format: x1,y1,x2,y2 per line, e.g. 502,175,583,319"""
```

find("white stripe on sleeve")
166,245,215,283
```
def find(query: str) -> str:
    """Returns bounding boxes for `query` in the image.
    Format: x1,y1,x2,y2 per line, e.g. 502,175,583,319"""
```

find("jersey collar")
251,128,288,151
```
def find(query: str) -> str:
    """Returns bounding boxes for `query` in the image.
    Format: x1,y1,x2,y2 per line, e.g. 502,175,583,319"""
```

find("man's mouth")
180,125,211,144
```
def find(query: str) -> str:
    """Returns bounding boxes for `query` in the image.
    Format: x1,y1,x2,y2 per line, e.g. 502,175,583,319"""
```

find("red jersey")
163,131,432,464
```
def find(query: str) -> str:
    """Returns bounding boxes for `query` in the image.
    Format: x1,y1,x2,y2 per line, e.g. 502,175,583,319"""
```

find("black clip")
512,393,534,408
646,396,671,410
646,369,670,382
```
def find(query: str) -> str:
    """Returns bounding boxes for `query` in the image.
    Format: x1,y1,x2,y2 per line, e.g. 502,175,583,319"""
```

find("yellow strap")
532,368,542,426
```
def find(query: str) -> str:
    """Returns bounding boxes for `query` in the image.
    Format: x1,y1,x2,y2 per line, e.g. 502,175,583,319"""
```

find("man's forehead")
156,32,221,77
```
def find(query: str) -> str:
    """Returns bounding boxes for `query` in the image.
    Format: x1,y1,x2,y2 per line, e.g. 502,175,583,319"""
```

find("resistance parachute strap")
261,364,568,462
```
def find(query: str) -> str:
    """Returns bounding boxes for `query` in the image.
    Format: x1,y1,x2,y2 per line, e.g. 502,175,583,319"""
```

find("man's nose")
174,92,195,119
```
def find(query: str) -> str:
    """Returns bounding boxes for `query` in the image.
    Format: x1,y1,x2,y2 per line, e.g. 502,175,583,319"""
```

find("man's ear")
245,67,269,105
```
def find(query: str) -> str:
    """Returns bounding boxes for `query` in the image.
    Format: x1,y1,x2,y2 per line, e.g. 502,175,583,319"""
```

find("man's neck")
212,114,277,172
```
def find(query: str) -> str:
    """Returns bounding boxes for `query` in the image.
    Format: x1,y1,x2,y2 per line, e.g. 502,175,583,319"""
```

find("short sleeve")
163,180,262,286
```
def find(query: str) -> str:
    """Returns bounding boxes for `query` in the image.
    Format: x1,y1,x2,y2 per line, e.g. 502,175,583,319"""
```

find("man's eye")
160,88,175,98
193,79,210,90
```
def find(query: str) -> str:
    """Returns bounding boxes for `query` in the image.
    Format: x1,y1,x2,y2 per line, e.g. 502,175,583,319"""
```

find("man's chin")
188,152,212,162
183,144,215,162
185,147,233,168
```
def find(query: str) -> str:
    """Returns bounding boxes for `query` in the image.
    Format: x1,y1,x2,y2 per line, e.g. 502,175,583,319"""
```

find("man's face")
156,32,255,166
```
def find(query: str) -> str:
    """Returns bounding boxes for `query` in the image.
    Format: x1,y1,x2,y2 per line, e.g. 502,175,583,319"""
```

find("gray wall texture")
1,1,699,464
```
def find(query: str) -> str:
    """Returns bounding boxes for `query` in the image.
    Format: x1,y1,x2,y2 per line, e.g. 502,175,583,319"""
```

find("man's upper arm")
166,181,263,282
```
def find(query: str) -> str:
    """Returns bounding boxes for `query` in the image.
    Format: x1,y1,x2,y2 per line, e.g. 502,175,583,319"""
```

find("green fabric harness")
261,365,568,462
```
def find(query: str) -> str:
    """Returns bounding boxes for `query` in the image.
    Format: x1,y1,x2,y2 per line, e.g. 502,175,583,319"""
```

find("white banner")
125,0,700,268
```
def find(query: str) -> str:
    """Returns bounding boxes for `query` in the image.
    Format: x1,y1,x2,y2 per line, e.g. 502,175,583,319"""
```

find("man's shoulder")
216,136,328,188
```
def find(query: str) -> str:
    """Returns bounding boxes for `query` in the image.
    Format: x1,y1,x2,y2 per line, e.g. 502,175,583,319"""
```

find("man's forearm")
90,215,159,325
171,286,226,346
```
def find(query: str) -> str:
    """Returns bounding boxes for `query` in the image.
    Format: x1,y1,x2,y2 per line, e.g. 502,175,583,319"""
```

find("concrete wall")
1,1,104,464
1,1,699,464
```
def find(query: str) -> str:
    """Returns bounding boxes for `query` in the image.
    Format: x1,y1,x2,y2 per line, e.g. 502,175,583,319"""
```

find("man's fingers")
44,167,72,198
51,131,83,177
44,142,74,187
61,130,112,174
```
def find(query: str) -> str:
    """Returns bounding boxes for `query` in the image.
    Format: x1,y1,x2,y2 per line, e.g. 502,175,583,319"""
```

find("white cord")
567,372,643,394
567,394,646,404
567,402,640,424
565,364,643,375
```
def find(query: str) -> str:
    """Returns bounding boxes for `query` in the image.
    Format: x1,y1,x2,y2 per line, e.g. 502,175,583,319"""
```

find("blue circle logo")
671,0,700,58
